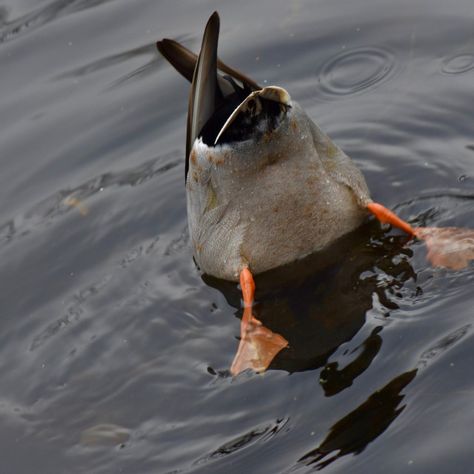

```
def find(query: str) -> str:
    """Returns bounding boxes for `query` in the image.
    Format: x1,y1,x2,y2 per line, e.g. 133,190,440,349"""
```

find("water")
1,0,473,472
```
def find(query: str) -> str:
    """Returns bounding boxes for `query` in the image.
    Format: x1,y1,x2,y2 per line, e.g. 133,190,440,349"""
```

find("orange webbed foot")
367,201,474,270
230,267,288,375
414,227,474,270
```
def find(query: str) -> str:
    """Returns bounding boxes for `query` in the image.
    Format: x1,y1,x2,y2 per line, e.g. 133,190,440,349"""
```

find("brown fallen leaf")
230,307,288,375
64,196,89,216
415,226,474,270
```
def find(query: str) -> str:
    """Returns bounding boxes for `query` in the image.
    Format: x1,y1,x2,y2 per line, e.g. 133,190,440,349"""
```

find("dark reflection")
204,221,416,376
320,326,383,397
298,370,417,470
55,44,157,80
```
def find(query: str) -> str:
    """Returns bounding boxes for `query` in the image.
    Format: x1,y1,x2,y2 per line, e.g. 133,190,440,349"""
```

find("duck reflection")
204,221,416,379
204,221,420,470
319,326,383,397
298,369,417,470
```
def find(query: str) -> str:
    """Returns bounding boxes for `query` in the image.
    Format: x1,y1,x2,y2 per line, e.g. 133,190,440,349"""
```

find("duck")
157,12,474,374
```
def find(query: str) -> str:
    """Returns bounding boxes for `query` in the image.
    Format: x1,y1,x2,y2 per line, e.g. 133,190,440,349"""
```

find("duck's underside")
157,11,474,375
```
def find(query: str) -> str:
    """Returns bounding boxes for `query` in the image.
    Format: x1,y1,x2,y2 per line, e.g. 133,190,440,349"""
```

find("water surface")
1,0,474,472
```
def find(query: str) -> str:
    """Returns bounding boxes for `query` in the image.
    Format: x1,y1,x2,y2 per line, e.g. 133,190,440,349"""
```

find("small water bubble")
458,174,468,182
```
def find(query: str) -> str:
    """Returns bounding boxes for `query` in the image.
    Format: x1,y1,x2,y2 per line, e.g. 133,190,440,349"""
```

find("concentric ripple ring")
316,46,396,98
441,54,474,75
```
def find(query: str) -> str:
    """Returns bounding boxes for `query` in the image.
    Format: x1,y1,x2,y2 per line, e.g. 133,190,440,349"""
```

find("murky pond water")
1,0,474,472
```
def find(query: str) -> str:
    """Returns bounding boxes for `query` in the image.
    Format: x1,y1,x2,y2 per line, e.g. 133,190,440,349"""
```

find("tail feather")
157,39,197,83
156,11,261,179
187,11,220,163
157,38,260,91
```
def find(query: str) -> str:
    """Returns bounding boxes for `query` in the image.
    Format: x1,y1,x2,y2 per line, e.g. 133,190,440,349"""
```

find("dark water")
1,0,474,472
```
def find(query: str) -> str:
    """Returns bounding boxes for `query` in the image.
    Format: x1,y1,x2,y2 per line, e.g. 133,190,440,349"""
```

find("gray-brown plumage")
157,12,371,281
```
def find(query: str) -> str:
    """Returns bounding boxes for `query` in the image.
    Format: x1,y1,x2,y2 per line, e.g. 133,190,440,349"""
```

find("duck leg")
367,202,474,270
230,267,288,375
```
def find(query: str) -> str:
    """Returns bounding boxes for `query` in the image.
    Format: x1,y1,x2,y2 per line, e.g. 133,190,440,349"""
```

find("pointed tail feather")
156,38,261,91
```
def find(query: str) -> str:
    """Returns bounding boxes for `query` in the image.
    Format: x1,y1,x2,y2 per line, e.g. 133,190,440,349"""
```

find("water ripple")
418,324,471,369
441,54,474,75
316,46,396,98
0,154,179,246
0,0,115,44
55,44,155,80
194,418,289,465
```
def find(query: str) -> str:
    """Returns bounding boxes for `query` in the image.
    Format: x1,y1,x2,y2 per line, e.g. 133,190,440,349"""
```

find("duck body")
157,11,474,374
158,12,372,282
187,100,370,281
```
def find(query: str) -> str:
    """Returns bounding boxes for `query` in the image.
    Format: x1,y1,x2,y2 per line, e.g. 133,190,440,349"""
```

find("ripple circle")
316,47,396,98
441,54,474,75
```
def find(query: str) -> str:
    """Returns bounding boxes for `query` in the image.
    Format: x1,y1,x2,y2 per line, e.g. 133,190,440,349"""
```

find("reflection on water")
1,0,474,473
320,327,383,397
207,222,416,372
299,370,418,470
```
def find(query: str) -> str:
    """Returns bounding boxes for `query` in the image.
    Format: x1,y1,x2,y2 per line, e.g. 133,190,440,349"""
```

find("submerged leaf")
80,423,130,447
64,196,89,216
415,226,474,270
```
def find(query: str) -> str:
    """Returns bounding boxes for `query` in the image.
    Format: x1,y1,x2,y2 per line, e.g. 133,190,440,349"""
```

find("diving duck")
157,12,474,373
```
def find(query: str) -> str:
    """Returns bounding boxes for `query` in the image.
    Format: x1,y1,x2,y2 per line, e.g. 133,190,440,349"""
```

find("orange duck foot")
367,201,474,270
230,267,288,375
